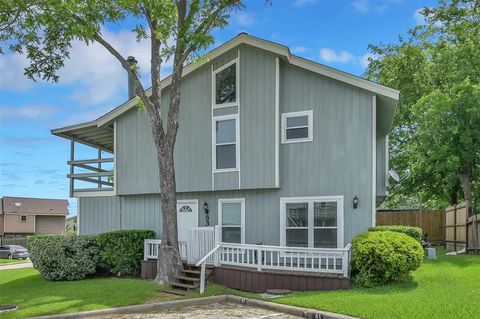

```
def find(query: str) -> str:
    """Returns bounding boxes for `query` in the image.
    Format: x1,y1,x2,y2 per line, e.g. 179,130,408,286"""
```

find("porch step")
182,269,201,276
162,288,188,296
176,275,200,282
170,281,199,289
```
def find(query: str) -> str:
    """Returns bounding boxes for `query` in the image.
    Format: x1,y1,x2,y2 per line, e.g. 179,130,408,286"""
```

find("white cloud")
414,8,427,25
0,27,177,107
292,0,317,7
291,46,307,54
320,48,355,64
0,105,56,121
319,48,376,68
234,12,256,27
351,0,390,13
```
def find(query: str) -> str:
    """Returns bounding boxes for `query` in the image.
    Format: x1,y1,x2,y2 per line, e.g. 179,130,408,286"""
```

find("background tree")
365,0,480,212
0,0,244,283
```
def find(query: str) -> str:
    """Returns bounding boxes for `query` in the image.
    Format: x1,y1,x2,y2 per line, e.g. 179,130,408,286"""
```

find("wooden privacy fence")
376,209,445,243
445,205,479,254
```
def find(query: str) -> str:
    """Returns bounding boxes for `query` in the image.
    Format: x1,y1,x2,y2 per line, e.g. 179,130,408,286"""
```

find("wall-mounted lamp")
353,196,359,209
203,201,210,226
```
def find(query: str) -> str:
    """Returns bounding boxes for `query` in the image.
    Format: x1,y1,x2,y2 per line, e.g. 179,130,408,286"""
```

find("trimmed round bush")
96,229,156,276
351,231,423,287
368,225,423,242
28,235,99,280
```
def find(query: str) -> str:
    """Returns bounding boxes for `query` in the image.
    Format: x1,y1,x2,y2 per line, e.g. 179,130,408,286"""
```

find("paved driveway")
0,261,33,270
98,303,299,319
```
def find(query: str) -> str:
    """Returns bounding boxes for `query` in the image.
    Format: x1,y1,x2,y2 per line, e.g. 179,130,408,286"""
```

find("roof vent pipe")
126,56,138,100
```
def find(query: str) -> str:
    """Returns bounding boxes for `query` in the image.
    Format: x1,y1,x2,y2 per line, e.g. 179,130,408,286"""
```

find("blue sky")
0,0,436,215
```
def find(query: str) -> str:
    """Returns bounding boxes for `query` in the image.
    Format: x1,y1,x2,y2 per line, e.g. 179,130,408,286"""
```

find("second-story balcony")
51,121,115,197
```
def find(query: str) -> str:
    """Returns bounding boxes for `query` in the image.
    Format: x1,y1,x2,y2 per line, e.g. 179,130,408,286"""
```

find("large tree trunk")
459,172,473,216
154,137,184,284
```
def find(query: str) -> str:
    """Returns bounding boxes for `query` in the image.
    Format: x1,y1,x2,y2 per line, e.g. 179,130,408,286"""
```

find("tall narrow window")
280,196,343,248
281,110,313,143
214,115,238,171
219,198,245,244
213,59,238,107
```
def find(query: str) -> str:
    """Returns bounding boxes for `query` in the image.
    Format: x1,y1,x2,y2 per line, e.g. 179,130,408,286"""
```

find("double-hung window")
213,59,238,108
213,114,238,171
281,110,313,143
218,198,245,244
280,196,343,248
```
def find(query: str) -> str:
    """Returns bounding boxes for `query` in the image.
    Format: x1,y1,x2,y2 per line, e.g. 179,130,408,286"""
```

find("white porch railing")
187,227,216,264
144,239,188,261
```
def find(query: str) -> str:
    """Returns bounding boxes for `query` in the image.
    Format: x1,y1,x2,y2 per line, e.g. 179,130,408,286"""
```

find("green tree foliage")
366,0,480,211
0,0,244,283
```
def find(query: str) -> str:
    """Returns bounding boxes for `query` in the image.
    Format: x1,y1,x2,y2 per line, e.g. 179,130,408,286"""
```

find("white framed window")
212,58,239,108
212,114,239,172
218,198,245,244
281,110,313,144
280,196,343,248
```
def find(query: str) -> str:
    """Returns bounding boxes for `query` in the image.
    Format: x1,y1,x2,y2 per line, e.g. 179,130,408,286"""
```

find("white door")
177,200,198,242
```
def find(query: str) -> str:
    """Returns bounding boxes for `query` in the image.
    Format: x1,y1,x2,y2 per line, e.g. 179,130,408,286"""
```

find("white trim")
65,33,397,130
212,58,239,109
218,198,245,244
113,121,117,195
237,49,241,189
73,190,116,197
372,96,377,226
281,110,313,144
211,64,215,190
280,196,344,249
212,114,240,173
274,57,280,188
385,134,389,194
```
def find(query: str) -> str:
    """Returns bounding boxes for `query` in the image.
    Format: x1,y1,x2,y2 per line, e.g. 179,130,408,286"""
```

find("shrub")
27,235,99,280
351,231,424,287
96,230,156,276
368,225,423,242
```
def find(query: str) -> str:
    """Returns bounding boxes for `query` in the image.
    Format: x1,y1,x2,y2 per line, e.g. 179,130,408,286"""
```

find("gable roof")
52,33,399,138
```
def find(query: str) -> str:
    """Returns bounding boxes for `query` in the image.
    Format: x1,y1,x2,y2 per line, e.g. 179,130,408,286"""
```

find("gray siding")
82,44,377,245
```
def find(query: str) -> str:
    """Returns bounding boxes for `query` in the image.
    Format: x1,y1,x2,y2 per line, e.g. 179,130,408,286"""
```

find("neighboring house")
0,196,68,239
52,33,398,291
65,215,78,234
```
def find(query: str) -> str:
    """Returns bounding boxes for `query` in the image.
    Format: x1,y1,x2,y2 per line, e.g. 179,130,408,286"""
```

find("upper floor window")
281,110,313,144
213,115,238,171
213,59,238,107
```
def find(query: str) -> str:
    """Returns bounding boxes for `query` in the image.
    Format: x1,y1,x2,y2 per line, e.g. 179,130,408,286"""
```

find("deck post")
200,262,206,294
69,138,75,197
342,250,349,278
257,247,262,271
214,225,220,266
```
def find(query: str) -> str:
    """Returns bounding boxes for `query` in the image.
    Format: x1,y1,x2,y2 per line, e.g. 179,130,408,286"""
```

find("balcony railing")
67,158,114,195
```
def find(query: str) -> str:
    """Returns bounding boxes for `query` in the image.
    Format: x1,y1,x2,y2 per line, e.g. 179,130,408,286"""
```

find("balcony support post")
97,147,102,189
69,138,75,197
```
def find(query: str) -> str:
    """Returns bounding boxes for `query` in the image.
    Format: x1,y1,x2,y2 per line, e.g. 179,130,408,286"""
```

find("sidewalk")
0,261,33,270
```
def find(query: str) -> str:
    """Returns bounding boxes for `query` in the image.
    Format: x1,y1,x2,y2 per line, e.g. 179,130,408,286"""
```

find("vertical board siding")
83,45,376,246
376,134,387,196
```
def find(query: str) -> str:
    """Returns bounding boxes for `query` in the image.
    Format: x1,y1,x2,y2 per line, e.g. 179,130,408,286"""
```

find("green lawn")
1,250,478,319
0,259,27,265
275,249,480,319
0,268,170,319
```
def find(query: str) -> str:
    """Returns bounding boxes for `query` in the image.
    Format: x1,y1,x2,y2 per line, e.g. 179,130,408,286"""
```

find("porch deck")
142,226,352,293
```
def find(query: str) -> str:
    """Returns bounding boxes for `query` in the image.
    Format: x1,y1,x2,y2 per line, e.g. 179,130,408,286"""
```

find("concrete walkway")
0,261,33,270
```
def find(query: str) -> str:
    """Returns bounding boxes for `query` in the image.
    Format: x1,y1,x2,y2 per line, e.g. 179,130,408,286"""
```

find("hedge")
96,229,156,276
27,229,156,280
351,231,424,287
368,225,423,242
27,235,99,280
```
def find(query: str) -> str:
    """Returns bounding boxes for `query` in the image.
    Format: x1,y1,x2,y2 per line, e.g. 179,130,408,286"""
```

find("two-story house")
52,33,398,292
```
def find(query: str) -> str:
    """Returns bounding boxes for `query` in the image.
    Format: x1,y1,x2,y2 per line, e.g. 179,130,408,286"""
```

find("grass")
1,250,478,319
0,259,27,265
274,248,480,319
0,268,170,319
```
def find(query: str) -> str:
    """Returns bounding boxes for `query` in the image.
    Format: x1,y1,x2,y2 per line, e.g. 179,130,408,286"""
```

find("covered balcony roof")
51,121,114,152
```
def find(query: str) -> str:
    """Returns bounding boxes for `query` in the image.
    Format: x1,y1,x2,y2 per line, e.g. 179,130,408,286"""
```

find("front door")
176,200,199,242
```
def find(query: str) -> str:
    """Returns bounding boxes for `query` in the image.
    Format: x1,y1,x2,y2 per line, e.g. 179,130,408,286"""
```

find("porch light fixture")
203,201,210,226
353,196,359,209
